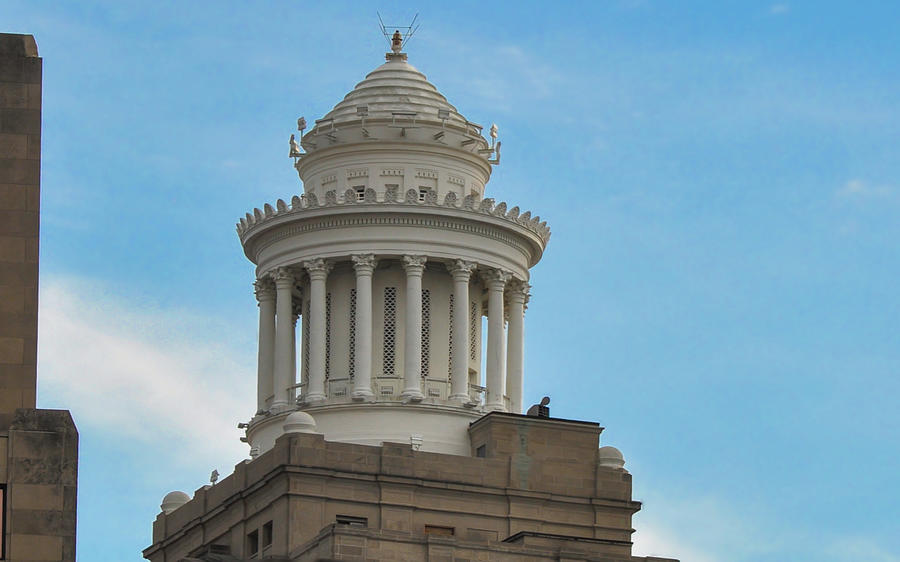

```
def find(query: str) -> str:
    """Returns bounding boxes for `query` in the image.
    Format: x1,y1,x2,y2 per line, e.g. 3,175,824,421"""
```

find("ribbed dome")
320,56,471,128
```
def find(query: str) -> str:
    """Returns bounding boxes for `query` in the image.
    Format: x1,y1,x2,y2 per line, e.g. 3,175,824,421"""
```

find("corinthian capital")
483,268,512,287
447,259,477,280
507,279,531,302
272,267,295,287
352,253,377,274
402,255,427,274
303,258,332,279
253,277,275,301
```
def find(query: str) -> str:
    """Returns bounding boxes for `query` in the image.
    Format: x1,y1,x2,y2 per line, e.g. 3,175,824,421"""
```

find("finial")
379,12,419,61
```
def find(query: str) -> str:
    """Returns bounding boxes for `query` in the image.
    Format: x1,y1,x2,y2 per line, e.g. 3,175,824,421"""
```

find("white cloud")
829,537,900,562
836,178,894,199
37,276,254,470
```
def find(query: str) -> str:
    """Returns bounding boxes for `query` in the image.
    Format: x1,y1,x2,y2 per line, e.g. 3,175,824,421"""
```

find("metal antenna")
377,12,420,51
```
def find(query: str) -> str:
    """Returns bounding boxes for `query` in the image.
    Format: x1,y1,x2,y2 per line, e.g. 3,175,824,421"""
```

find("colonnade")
253,255,529,414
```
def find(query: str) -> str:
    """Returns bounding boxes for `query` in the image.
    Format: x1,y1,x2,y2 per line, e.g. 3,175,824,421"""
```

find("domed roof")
598,446,626,470
319,54,471,128
160,491,190,514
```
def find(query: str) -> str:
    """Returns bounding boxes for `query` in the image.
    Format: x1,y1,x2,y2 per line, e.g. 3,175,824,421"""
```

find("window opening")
349,288,357,379
354,185,365,201
469,301,478,360
303,297,310,379
418,187,428,202
476,445,486,458
421,288,431,378
336,515,368,527
447,293,454,378
383,287,397,376
325,292,332,379
424,525,455,536
247,529,259,559
262,521,273,552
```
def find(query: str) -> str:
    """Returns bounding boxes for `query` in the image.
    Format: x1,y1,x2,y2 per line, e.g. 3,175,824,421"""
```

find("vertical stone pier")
0,33,78,562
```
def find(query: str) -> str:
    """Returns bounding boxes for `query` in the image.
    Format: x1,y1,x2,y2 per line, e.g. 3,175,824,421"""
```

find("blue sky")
4,1,899,560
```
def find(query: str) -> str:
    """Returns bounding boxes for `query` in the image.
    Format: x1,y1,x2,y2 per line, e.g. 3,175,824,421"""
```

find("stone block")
0,235,28,261
9,534,62,561
0,284,24,312
0,310,37,337
0,108,41,135
0,209,38,235
0,335,24,363
0,133,27,159
10,483,64,511
0,157,39,186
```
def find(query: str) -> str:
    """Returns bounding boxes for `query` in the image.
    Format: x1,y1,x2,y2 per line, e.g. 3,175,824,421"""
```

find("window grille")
303,297,310,377
349,288,357,379
421,289,431,378
354,186,365,201
418,187,428,202
325,292,332,379
470,300,478,360
447,293,454,378
383,287,397,376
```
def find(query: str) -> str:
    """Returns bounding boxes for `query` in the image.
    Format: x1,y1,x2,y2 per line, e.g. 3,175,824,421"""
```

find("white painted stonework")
239,48,549,456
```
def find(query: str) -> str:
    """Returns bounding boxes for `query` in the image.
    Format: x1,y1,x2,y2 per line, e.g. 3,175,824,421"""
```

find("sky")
3,1,899,560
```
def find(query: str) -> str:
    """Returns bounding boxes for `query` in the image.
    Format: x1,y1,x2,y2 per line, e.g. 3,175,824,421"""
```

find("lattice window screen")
383,287,397,376
325,292,332,379
349,288,357,379
447,293,454,378
421,289,431,378
303,297,310,377
470,300,478,360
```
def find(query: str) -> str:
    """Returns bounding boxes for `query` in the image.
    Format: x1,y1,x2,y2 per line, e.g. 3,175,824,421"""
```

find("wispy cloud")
769,4,790,15
836,178,894,199
829,537,900,562
37,276,254,469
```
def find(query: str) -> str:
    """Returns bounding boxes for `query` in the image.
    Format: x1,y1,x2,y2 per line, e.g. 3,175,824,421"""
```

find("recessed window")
424,524,455,536
354,186,365,201
475,445,486,458
336,514,368,527
418,187,428,202
247,529,259,559
262,521,273,552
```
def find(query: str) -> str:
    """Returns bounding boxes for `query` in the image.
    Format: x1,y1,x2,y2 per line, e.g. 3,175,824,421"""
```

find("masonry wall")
0,33,41,427
0,33,78,562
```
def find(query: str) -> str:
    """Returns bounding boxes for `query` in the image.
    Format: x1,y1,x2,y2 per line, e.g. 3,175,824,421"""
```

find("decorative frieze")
347,168,368,179
321,174,337,186
415,168,438,179
381,168,404,176
448,174,465,186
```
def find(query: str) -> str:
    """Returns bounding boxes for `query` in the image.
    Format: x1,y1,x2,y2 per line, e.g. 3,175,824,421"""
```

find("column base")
303,393,326,405
485,403,507,413
449,393,471,405
270,401,293,414
400,389,424,403
351,389,375,402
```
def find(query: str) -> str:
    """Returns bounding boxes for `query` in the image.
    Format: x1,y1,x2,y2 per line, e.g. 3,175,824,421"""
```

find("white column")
352,254,376,402
484,269,511,411
448,260,476,404
290,310,299,404
304,259,331,404
272,268,295,411
254,277,276,414
506,280,529,414
401,255,426,402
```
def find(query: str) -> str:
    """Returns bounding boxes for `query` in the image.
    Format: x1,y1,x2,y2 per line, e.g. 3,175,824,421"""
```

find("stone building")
143,35,677,562
0,33,79,562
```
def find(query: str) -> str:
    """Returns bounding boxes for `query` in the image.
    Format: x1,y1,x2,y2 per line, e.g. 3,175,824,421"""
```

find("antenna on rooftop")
377,12,420,52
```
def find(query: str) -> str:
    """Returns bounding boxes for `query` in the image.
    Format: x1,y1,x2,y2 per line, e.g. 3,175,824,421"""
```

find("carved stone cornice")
447,259,477,281
402,255,427,275
351,253,377,275
236,188,551,245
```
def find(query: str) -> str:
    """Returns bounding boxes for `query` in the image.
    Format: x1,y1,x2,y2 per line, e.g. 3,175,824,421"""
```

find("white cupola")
238,40,550,456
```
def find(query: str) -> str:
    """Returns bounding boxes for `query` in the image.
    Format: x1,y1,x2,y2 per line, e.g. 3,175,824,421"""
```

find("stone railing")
236,187,551,244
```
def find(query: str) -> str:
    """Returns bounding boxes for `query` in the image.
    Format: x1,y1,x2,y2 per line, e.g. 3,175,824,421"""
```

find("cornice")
237,187,550,253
